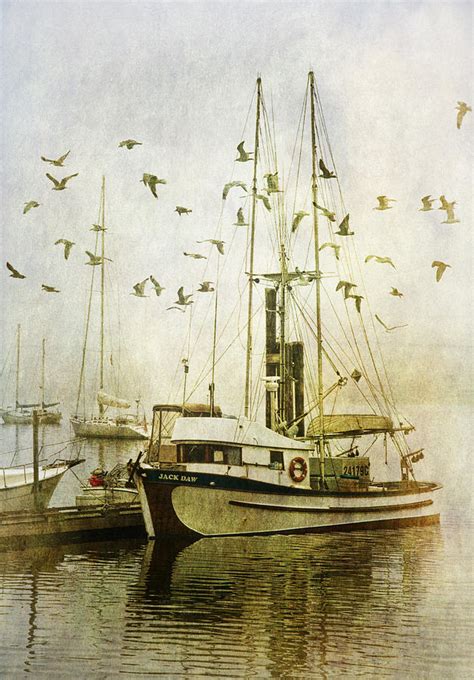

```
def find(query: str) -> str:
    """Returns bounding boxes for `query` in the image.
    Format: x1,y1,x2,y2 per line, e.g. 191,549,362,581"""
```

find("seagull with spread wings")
335,214,353,236
456,101,471,129
85,251,112,266
131,279,149,297
141,173,166,199
6,262,26,279
46,173,79,191
319,159,336,179
197,239,225,255
234,208,248,226
313,202,336,222
419,195,435,211
235,141,253,162
374,196,396,211
365,255,396,269
375,315,407,332
150,276,165,296
55,239,75,260
292,211,309,233
222,181,248,200
320,242,341,260
336,280,357,298
41,150,70,166
23,201,40,214
42,284,60,293
175,206,192,215
432,261,451,282
183,252,207,259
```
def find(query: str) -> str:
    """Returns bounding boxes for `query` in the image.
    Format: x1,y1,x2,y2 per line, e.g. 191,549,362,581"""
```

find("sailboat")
2,327,62,425
0,458,81,513
135,73,441,538
70,177,147,440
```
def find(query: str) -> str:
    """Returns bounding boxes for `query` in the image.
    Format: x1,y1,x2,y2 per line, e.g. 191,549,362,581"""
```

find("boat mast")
40,338,45,409
309,71,325,483
99,176,106,417
15,324,20,408
244,76,262,419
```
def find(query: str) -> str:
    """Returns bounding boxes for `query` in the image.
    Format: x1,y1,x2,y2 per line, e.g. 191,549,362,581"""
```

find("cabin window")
180,444,242,465
270,450,284,469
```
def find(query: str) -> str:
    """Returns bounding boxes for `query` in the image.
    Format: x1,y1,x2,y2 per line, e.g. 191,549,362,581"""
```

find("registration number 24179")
342,464,369,478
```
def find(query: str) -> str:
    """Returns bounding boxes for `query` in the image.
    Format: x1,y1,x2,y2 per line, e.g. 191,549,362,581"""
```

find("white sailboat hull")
0,462,73,513
2,410,62,425
70,417,147,440
137,472,441,538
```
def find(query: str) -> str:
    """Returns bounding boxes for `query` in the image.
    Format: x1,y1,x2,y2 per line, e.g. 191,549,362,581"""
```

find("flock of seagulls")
6,96,469,321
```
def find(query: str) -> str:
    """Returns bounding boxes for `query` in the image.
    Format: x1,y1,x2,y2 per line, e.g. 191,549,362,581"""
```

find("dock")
0,503,145,551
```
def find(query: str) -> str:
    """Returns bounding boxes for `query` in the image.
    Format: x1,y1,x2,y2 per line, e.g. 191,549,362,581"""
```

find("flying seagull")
441,204,460,224
54,239,75,260
150,276,165,296
40,150,70,166
439,195,456,211
42,284,60,293
198,281,215,292
235,141,253,162
291,211,309,233
365,255,396,269
375,315,407,332
131,279,149,297
183,252,207,259
175,287,193,306
374,196,396,211
175,206,192,215
197,239,225,255
85,251,112,266
351,368,362,382
23,201,40,214
223,181,248,200
119,139,142,149
6,262,26,279
390,287,403,298
256,193,271,211
313,202,336,222
233,208,248,226
348,294,364,313
90,224,107,231
166,306,186,312
46,172,79,190
419,195,435,211
319,242,341,260
294,267,316,286
432,261,451,282
456,101,471,129
319,159,336,179
336,280,357,298
141,174,166,199
335,214,353,236
264,172,281,194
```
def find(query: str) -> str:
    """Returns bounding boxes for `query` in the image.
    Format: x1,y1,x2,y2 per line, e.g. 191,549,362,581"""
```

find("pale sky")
0,0,472,415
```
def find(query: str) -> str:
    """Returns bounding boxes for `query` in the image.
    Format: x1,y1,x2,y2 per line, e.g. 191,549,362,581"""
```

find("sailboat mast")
15,324,20,408
309,71,325,482
99,176,106,417
40,338,45,409
244,76,262,419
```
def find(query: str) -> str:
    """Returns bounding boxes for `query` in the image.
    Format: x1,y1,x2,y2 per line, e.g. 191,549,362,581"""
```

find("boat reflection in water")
1,524,471,677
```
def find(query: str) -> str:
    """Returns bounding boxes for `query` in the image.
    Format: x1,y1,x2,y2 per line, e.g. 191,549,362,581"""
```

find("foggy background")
1,0,472,418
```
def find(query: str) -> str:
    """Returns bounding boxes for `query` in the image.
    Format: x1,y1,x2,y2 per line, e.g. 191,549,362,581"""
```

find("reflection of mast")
244,77,262,419
24,569,39,673
309,71,325,482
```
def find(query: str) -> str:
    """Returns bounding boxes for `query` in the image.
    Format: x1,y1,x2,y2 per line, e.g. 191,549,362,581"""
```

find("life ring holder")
289,456,308,483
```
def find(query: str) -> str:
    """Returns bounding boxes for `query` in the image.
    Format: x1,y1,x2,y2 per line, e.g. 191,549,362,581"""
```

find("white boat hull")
0,462,75,513
2,410,62,425
136,471,441,538
70,417,147,440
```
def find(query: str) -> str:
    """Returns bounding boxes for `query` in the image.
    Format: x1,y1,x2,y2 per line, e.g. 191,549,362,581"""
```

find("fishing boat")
70,178,147,440
135,73,441,538
0,459,81,513
2,328,61,426
75,462,139,507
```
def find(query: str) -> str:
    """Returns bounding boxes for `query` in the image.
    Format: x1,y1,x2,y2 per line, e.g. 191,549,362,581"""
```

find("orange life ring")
289,456,308,483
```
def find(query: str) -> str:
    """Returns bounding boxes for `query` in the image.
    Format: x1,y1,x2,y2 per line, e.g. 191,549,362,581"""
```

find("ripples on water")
0,522,472,678
0,414,473,678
